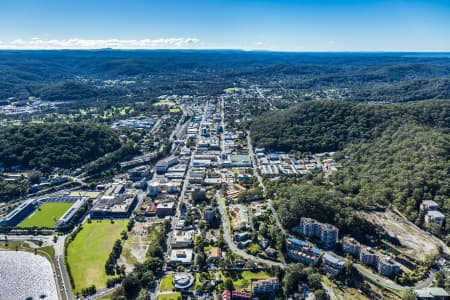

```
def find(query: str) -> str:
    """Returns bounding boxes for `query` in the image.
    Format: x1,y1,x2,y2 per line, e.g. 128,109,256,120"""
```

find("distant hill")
34,81,126,101
1,50,450,102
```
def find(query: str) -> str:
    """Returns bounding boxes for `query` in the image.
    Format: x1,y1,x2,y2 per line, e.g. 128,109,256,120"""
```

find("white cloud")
0,37,201,50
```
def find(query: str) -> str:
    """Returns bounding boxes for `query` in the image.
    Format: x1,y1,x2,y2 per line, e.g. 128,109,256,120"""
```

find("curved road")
215,191,285,269
354,263,435,291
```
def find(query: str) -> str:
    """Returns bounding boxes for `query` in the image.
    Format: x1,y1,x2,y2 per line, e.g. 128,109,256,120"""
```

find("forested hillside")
258,100,450,236
334,124,450,226
35,81,125,101
251,100,450,152
1,50,450,102
268,182,379,243
0,123,121,171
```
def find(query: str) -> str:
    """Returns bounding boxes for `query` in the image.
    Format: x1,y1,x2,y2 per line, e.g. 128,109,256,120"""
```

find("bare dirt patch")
363,209,439,262
119,221,152,272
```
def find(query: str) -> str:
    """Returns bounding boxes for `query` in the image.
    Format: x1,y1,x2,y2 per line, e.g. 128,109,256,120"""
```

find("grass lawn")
160,274,174,291
224,87,241,93
19,202,74,228
67,220,127,294
157,292,181,300
231,270,271,290
154,100,175,106
121,246,139,266
0,241,55,260
195,273,202,289
247,243,260,253
97,291,114,300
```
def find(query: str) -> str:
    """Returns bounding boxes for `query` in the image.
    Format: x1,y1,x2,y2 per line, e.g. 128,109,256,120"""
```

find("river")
0,251,58,300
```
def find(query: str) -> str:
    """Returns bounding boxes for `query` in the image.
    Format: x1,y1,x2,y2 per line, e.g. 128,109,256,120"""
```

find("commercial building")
156,202,175,217
420,200,440,213
252,277,280,294
119,152,157,169
203,206,216,223
425,210,446,228
172,230,194,248
90,194,137,219
420,200,446,228
322,251,346,276
105,182,125,195
173,272,195,290
230,155,252,167
147,181,160,197
128,165,151,181
156,156,179,174
168,249,193,266
414,287,450,300
111,116,155,129
222,155,252,168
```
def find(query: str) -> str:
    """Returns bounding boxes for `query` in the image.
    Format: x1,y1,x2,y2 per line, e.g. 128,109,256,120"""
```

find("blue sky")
1,0,449,51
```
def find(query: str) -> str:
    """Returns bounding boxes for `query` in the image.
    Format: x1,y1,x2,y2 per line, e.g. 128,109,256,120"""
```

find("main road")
246,130,287,236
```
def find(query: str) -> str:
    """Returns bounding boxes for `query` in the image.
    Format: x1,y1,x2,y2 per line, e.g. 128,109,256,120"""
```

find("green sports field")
67,220,127,294
19,202,74,228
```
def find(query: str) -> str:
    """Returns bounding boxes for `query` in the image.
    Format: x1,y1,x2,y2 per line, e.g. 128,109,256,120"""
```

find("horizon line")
0,48,449,53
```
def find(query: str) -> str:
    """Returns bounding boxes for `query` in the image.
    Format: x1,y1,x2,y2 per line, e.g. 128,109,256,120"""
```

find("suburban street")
216,191,285,269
